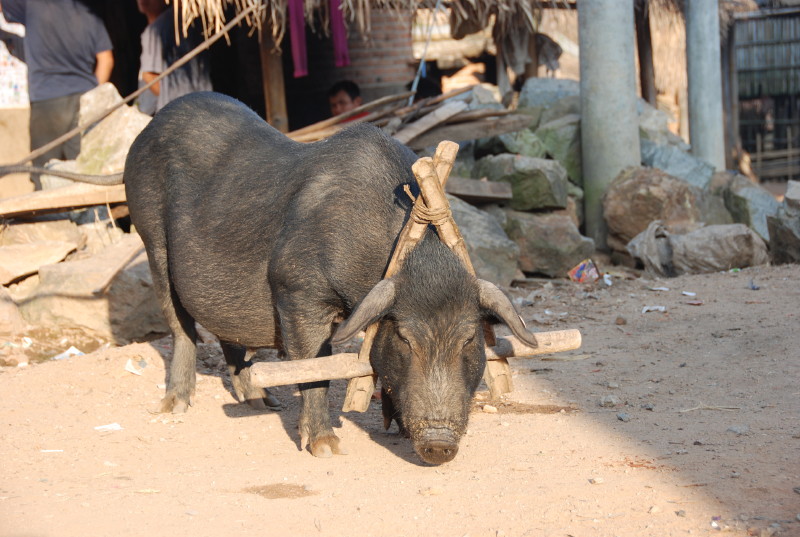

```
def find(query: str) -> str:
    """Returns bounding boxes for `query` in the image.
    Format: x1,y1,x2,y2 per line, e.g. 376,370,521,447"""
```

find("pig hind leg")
146,248,198,413
220,343,281,410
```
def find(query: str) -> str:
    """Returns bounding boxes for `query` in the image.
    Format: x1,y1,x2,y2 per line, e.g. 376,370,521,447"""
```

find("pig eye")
396,331,411,347
463,335,475,348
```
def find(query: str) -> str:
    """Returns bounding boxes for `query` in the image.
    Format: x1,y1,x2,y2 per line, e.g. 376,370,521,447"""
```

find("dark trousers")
29,92,82,189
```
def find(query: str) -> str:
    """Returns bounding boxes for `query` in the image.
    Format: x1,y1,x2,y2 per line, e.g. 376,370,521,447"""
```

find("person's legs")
29,93,82,189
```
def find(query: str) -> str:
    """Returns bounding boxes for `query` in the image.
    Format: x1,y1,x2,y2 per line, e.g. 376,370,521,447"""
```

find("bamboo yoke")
249,141,582,412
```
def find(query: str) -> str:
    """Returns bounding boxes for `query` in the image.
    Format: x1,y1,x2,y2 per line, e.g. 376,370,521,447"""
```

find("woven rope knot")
403,184,451,226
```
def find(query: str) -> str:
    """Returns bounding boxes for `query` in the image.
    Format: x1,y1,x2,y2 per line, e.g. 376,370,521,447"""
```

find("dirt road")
1,263,798,537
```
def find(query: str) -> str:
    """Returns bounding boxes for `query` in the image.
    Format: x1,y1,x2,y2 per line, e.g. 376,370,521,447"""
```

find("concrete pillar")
578,0,641,251
686,0,726,170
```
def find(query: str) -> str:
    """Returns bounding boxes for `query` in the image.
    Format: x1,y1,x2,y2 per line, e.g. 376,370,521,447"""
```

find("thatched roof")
175,0,758,49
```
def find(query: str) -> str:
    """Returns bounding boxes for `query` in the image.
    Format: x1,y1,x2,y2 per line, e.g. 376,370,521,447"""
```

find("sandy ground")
1,263,799,537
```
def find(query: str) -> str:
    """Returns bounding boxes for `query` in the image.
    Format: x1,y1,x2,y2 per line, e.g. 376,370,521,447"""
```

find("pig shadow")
218,371,426,465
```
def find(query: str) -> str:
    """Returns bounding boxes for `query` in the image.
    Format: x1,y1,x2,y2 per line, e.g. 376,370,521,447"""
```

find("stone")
539,95,581,127
517,78,580,129
77,83,152,174
40,84,151,189
784,179,800,211
474,153,569,211
767,190,800,264
627,221,768,277
78,221,126,255
0,218,82,246
474,129,548,160
0,286,27,335
448,195,520,287
722,174,780,242
603,166,706,251
502,210,595,278
0,241,77,285
535,114,582,186
640,139,715,189
638,99,689,150
17,233,167,343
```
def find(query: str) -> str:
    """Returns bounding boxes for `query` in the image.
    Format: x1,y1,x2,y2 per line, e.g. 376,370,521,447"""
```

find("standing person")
136,0,211,116
0,0,113,190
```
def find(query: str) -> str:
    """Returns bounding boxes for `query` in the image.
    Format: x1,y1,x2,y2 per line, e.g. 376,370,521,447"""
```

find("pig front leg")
276,301,346,457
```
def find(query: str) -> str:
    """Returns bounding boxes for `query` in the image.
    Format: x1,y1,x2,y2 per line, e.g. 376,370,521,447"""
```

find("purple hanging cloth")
288,0,308,77
330,0,350,67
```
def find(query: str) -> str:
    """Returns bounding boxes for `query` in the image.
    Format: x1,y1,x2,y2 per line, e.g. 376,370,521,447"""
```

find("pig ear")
332,278,397,345
477,279,538,348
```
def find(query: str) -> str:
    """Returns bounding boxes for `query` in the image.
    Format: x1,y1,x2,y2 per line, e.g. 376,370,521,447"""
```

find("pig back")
124,92,419,347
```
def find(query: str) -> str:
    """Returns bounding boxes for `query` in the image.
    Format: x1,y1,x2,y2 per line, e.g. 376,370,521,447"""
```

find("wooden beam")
407,114,536,150
0,183,126,219
445,176,512,204
258,31,288,133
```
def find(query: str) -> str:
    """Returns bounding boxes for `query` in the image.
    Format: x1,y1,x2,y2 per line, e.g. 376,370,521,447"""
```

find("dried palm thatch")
171,0,579,47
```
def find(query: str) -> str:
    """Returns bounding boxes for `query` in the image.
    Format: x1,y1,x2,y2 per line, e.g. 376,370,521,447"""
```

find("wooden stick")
250,330,582,388
393,100,468,144
288,91,415,138
0,183,126,219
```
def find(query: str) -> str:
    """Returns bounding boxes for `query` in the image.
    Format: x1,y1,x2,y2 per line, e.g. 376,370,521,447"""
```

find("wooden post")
258,29,288,133
634,2,656,106
341,141,460,412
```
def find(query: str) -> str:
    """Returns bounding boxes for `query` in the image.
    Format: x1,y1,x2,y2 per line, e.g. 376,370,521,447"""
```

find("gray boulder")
474,153,569,211
539,95,581,127
535,114,582,186
449,195,520,287
501,210,595,277
640,139,715,190
42,83,151,189
517,78,580,129
18,234,167,343
475,129,548,160
767,180,800,264
628,221,769,277
720,174,780,242
637,99,689,150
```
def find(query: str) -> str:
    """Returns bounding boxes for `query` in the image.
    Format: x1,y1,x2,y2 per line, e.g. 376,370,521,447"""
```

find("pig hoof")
309,434,347,458
242,389,282,411
159,393,190,414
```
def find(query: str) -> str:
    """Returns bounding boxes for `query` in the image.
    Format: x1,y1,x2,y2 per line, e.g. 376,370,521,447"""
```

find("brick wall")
283,9,417,129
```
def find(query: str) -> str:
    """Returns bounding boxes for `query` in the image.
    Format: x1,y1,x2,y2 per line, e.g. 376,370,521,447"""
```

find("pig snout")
413,426,460,465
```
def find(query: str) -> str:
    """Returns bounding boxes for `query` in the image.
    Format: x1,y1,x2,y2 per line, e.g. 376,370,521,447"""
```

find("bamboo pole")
250,330,582,388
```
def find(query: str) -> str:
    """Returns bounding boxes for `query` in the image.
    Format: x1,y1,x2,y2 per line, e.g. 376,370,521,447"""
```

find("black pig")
124,92,537,464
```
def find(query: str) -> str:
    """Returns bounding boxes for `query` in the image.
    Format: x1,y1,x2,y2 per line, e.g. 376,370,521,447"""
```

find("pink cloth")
330,0,350,67
288,0,307,77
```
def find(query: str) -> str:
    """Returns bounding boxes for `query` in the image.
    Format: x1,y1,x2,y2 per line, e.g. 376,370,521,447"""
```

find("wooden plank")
445,176,512,204
0,183,127,218
393,100,469,144
258,31,288,133
407,114,536,150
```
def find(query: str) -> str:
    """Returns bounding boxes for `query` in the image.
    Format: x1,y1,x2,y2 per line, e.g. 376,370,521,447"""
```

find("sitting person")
327,80,368,120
